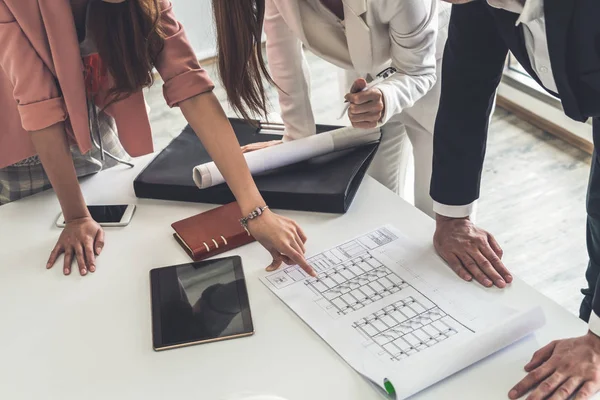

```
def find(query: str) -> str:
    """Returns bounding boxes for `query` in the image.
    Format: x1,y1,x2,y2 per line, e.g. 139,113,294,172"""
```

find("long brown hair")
89,0,165,102
213,0,274,121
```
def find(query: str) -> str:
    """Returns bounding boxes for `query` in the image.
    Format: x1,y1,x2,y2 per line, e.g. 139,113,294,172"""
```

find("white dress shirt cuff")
589,312,600,337
433,200,477,219
377,83,399,126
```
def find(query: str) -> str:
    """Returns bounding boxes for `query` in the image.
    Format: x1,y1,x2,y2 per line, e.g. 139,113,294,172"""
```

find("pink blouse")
0,0,214,169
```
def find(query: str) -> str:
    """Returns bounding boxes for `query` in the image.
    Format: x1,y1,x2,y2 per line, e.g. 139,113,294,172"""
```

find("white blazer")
264,0,451,141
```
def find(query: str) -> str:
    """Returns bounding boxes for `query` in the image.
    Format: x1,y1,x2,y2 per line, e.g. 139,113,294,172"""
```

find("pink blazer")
0,0,214,169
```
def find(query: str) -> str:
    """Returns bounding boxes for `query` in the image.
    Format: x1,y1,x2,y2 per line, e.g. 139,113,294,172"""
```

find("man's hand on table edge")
509,331,600,400
433,213,513,288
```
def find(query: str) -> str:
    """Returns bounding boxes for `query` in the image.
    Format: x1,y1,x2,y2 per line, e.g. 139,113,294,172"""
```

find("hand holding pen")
339,67,397,129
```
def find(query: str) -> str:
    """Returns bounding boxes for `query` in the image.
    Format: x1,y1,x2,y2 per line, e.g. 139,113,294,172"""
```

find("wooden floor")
145,51,593,317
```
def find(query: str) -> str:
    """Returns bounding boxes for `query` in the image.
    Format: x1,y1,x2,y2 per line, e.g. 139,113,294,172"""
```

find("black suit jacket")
430,0,600,317
431,0,600,208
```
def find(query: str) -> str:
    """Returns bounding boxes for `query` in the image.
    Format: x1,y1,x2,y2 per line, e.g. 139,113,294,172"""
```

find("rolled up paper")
193,126,381,189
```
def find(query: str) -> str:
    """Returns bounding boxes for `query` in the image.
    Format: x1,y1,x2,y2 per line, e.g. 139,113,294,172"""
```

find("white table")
0,155,591,400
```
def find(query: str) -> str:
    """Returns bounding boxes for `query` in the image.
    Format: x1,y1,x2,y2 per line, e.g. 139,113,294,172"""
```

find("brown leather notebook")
171,202,256,261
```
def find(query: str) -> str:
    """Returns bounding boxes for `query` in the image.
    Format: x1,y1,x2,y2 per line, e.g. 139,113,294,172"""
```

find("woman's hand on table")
241,140,282,153
246,209,316,277
46,216,105,276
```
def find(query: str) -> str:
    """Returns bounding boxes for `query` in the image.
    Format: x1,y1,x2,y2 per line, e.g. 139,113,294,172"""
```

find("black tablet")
150,256,254,351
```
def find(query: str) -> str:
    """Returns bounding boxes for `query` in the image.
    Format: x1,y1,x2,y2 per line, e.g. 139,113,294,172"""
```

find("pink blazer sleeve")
0,1,67,131
156,1,215,107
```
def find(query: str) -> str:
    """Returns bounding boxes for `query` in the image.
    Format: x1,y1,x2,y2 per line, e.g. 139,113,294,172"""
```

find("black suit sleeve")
430,1,509,207
586,118,600,322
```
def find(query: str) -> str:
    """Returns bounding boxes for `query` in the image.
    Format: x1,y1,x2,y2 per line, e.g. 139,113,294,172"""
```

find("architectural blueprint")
261,226,545,399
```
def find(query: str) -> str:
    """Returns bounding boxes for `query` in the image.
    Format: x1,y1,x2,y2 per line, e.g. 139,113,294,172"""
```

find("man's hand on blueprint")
433,215,512,288
509,332,600,400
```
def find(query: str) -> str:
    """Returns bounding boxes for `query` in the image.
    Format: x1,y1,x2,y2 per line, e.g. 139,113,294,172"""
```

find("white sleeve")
376,0,438,125
264,0,316,141
433,200,477,219
589,312,600,337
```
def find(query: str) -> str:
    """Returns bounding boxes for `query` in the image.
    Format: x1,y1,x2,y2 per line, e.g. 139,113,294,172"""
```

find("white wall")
171,0,217,60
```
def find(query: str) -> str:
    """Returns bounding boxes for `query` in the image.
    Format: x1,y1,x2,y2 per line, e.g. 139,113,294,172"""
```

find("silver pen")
259,129,285,135
338,67,397,120
259,121,285,131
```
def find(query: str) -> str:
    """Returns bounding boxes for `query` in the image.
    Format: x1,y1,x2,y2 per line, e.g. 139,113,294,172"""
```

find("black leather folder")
134,118,379,213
